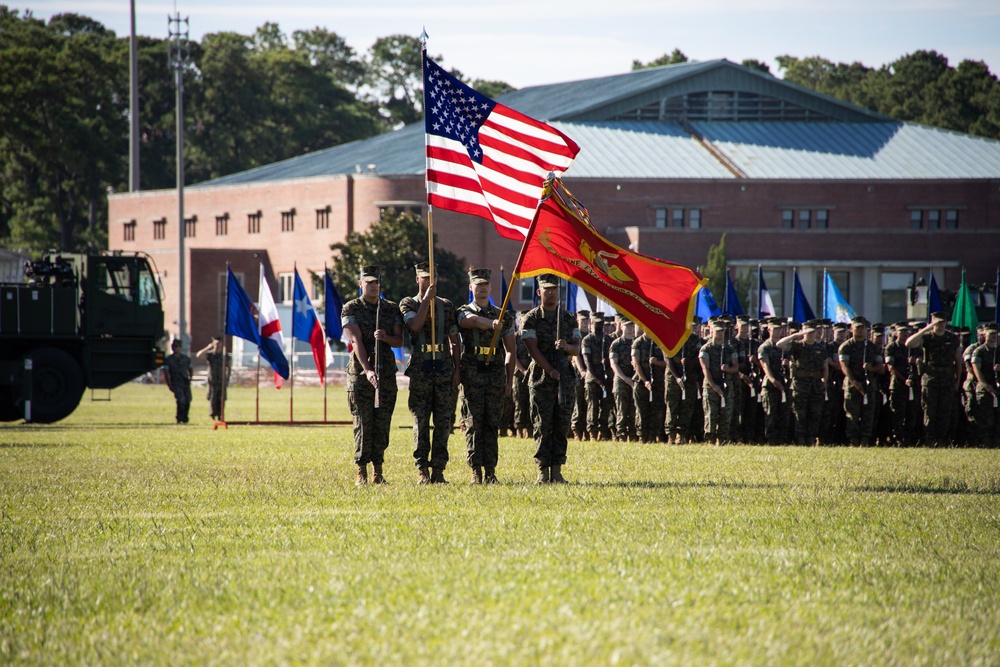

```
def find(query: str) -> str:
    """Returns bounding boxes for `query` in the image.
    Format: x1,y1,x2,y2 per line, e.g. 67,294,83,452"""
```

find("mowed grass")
1,385,999,666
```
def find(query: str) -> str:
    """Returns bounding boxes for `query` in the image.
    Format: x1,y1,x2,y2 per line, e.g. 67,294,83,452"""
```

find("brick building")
108,59,1000,355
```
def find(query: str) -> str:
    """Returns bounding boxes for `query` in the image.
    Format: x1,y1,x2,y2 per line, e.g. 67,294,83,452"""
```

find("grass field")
2,384,999,666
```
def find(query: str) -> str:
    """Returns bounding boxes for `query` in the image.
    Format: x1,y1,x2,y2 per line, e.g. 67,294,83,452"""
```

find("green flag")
950,270,979,331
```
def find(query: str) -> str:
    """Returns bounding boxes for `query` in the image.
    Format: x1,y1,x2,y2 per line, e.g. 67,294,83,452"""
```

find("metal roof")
697,121,1000,179
195,60,1000,188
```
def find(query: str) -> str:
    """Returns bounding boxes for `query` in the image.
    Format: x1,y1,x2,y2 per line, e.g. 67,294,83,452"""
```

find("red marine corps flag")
513,179,706,355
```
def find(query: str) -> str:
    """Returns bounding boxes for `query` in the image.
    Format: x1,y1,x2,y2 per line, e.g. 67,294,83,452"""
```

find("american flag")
423,54,580,241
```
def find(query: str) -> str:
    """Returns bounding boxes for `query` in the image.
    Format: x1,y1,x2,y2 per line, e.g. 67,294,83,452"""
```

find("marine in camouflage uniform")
632,330,656,443
821,323,850,445
884,323,920,446
581,312,613,441
647,335,667,443
961,327,985,437
512,313,532,438
342,266,404,485
522,275,582,484
609,316,636,442
196,337,228,420
739,319,763,443
457,268,517,484
665,320,703,444
699,318,739,445
399,263,461,485
970,324,999,447
758,318,791,445
777,320,829,446
163,340,192,424
839,317,884,446
905,312,962,447
570,311,591,440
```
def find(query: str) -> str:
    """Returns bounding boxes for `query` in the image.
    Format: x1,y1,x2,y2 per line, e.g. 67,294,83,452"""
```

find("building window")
689,209,701,229
882,271,915,324
215,214,229,236
153,218,166,240
277,273,294,304
815,209,828,229
316,206,331,230
672,209,684,228
248,211,261,234
928,210,940,229
910,210,923,229
945,209,959,229
281,209,296,233
816,270,850,312
781,210,794,229
655,208,667,228
762,270,785,317
123,220,136,242
519,279,536,304
184,216,197,239
799,210,811,229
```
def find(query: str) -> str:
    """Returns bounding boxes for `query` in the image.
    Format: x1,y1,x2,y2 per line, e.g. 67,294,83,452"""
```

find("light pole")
168,13,190,349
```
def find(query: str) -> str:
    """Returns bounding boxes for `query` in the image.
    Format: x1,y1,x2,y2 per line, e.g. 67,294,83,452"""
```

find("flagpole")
823,268,827,320
256,263,262,423
290,262,296,423
420,34,437,373
757,265,762,319
483,180,552,362
221,262,230,426
323,263,328,422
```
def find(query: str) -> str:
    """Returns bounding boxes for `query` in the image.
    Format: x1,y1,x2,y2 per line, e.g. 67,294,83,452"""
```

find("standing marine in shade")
609,315,637,442
581,312,612,441
758,317,792,445
570,310,591,441
399,262,461,485
457,268,517,483
970,323,999,447
905,311,962,447
839,316,884,447
776,319,829,446
342,266,404,485
196,336,228,421
163,339,192,424
522,274,582,484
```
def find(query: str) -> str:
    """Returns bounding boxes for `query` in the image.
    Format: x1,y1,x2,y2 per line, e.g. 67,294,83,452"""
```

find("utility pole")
168,13,190,349
129,0,139,192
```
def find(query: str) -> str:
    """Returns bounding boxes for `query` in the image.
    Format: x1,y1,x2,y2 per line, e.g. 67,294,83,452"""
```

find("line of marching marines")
339,264,1000,486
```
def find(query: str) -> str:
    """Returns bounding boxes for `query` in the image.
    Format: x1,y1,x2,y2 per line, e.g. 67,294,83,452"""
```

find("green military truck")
0,252,166,423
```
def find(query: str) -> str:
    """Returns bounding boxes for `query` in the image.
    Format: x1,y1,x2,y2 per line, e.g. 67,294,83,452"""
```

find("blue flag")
225,267,260,345
823,270,855,323
928,272,943,319
324,269,344,342
792,270,815,322
565,282,579,313
723,270,745,317
696,286,722,322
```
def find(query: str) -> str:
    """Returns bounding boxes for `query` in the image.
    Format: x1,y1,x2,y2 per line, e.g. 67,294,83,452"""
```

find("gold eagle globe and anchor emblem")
579,240,633,284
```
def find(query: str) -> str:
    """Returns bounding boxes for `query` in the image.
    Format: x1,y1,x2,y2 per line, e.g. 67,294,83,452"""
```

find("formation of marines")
181,260,1000,484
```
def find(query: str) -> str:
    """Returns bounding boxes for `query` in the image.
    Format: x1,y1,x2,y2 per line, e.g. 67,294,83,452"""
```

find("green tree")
292,27,365,90
328,208,469,307
0,9,123,252
698,233,728,306
741,59,772,75
632,49,688,70
364,34,428,128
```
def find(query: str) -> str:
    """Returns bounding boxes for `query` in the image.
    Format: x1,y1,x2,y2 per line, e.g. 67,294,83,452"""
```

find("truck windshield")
138,262,160,306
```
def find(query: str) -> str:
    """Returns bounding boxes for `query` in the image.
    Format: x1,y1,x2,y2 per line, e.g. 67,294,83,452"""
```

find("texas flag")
258,264,290,386
292,268,328,385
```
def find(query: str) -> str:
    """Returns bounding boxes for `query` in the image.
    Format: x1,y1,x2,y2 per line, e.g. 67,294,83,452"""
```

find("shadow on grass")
848,484,1000,496
0,441,77,449
583,480,788,491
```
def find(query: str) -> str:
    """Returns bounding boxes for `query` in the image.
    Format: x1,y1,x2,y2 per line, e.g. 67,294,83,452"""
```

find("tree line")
3,6,998,258
0,8,509,255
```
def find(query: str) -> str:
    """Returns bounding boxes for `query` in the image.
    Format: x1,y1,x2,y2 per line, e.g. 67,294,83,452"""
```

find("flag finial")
420,27,428,47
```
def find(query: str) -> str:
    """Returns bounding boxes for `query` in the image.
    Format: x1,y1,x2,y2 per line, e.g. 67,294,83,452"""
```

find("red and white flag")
258,264,289,388
423,53,580,241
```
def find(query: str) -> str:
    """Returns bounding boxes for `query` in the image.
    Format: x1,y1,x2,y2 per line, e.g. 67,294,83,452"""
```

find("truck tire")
28,348,85,424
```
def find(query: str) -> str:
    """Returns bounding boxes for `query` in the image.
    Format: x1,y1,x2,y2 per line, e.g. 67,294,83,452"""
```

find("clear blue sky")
18,0,1000,88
